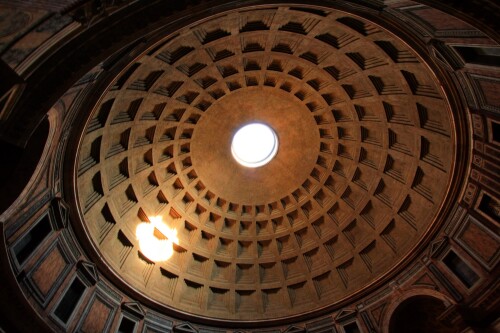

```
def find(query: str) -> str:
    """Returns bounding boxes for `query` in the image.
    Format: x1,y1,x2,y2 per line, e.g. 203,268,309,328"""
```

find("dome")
75,5,455,322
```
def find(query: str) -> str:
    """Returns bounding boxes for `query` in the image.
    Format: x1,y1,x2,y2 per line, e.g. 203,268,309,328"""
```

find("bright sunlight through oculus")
231,123,278,168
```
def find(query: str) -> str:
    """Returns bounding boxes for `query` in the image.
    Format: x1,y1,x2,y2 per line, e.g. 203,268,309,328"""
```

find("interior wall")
0,1,498,332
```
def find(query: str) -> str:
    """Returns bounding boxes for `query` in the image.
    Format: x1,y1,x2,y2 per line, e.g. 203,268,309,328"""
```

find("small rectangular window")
117,316,136,333
13,214,52,264
54,278,86,323
344,322,361,333
491,121,500,144
478,193,500,223
454,46,500,67
443,251,479,288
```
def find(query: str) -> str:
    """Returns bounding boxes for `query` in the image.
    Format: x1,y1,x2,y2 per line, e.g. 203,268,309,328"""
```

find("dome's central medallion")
191,87,319,205
231,123,278,168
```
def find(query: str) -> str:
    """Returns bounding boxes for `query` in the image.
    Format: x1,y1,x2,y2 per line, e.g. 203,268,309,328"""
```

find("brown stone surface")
411,8,474,30
478,79,500,107
459,218,499,264
31,245,65,296
79,297,112,333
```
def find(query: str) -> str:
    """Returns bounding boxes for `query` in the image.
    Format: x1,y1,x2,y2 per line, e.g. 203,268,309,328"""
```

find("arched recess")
382,288,461,333
0,107,58,216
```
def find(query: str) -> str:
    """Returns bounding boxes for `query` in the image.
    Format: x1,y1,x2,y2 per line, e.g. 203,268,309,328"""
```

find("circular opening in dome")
231,123,278,168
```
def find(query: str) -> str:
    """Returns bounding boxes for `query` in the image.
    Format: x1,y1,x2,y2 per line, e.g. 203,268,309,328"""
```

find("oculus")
231,123,278,168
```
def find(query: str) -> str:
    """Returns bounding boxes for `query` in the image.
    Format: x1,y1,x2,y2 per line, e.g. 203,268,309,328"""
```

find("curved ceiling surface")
75,5,456,321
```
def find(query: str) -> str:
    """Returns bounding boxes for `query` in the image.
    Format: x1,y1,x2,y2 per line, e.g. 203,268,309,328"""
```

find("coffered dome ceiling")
75,5,456,322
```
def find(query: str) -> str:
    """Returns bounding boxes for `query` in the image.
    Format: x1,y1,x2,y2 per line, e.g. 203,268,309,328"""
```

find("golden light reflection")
136,216,179,262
